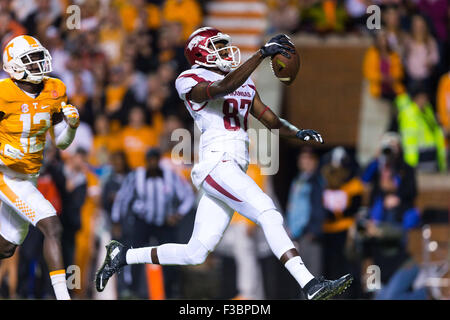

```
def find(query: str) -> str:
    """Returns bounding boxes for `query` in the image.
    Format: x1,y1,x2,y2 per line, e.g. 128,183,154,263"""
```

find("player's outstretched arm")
50,102,80,150
189,34,295,103
251,90,324,144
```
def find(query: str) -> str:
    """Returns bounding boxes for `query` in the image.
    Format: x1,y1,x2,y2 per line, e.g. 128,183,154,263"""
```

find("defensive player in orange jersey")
0,35,80,299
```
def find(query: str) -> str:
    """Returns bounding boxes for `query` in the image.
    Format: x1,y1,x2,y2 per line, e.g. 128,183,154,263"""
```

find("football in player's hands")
270,42,300,86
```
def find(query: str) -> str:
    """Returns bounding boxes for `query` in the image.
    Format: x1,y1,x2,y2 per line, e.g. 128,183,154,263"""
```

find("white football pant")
156,160,297,266
0,171,56,245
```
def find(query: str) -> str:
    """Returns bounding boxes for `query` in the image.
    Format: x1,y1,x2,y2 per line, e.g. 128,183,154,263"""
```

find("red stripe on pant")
205,175,242,202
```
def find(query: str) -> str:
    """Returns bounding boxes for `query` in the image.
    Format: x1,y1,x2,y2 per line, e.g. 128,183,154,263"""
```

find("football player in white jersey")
96,27,352,300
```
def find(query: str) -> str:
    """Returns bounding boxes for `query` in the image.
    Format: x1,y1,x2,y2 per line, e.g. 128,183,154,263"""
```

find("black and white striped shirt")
111,164,195,226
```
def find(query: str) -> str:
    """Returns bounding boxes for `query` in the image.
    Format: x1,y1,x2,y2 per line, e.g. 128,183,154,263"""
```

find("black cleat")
95,240,128,292
304,274,353,300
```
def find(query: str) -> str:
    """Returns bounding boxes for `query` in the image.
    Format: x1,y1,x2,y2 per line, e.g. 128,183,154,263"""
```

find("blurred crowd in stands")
360,2,449,174
0,0,448,300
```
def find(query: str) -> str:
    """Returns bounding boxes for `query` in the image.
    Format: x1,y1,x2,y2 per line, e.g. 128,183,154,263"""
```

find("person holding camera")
362,132,420,231
358,132,426,299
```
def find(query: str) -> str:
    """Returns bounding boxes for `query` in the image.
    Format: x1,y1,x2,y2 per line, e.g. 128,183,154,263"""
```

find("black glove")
296,129,324,144
259,34,295,58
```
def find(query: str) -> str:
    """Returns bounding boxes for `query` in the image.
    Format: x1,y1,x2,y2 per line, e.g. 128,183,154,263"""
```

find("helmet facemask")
200,34,240,73
4,48,52,84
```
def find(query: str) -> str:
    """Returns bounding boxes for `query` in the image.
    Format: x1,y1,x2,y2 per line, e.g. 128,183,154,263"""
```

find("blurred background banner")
0,0,448,300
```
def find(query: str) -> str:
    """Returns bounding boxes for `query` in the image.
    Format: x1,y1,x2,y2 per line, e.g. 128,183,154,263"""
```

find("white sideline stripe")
230,35,262,47
206,2,267,14
204,17,267,30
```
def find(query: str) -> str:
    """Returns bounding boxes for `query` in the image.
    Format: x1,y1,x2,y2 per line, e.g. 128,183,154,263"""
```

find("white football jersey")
175,66,256,188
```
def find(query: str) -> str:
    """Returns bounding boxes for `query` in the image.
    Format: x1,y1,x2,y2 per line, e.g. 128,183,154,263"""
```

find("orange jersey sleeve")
0,77,67,174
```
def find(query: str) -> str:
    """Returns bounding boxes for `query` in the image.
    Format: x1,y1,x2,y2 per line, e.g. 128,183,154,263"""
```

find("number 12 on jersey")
223,98,251,131
20,112,51,153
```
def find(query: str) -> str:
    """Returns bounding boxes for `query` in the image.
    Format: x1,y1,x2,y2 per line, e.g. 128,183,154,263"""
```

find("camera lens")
382,147,392,155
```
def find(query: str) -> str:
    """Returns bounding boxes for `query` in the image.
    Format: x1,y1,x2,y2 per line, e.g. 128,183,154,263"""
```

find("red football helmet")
184,27,240,72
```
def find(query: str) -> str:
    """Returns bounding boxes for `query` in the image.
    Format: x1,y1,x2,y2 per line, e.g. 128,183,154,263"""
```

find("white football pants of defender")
0,171,56,245
155,160,314,287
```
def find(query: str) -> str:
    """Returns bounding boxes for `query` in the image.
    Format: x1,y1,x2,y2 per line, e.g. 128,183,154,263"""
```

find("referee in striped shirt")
111,148,195,298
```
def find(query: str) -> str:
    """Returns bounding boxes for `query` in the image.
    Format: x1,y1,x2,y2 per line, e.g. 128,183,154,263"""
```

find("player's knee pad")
256,209,284,227
185,238,210,265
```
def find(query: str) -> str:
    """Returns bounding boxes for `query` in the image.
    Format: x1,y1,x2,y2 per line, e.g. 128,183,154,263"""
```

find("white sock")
126,247,153,264
284,256,315,288
50,270,71,300
257,210,315,288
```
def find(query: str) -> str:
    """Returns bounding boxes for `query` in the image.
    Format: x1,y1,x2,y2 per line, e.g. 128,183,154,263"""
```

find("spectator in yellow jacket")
396,88,447,173
363,30,405,100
